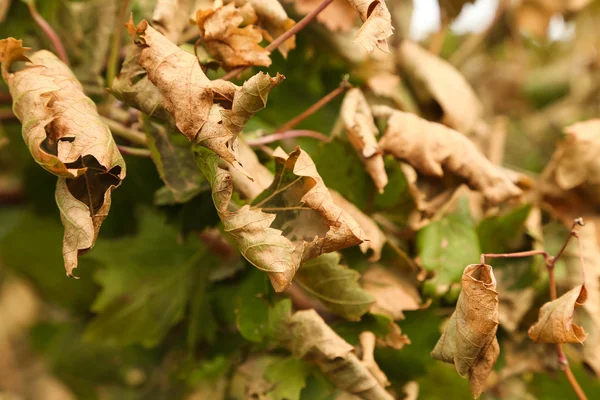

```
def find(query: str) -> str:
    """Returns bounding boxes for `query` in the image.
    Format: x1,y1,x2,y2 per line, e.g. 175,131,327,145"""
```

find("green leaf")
265,358,312,400
295,253,374,321
84,208,213,347
477,204,532,253
416,198,480,293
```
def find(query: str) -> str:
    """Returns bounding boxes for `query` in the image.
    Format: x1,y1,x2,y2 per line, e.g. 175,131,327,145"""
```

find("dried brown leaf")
431,264,500,398
293,0,356,32
345,0,393,52
528,285,588,344
197,147,365,291
375,106,521,206
0,38,125,276
329,190,385,262
196,2,271,70
152,0,194,44
229,139,274,200
397,40,485,136
340,88,388,193
362,265,422,320
284,309,394,400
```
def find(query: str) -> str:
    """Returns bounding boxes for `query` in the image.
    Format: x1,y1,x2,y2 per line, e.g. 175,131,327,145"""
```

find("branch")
102,116,147,145
26,1,69,65
106,0,131,86
117,145,151,158
220,0,334,81
246,130,329,147
277,78,351,132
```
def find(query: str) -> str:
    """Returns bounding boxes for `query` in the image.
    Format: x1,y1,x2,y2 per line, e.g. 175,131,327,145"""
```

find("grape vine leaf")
345,0,393,52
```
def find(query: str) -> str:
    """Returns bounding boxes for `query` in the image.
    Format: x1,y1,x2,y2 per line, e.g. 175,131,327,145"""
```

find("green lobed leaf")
265,357,313,400
477,204,532,254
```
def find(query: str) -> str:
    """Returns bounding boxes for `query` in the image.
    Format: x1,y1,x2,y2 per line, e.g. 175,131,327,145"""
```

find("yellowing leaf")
340,88,388,193
196,2,271,70
283,309,394,400
127,18,283,175
0,38,125,277
397,40,485,136
431,264,500,398
375,106,521,206
345,0,393,52
528,285,588,344
294,252,374,321
197,147,365,291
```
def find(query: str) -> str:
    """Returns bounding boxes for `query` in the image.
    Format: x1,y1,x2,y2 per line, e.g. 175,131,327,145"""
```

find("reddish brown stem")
480,249,551,266
246,130,329,147
27,2,69,65
277,79,351,132
220,0,334,81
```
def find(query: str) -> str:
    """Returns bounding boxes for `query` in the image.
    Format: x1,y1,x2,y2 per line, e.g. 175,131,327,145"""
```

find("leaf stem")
246,130,329,147
106,0,131,87
277,78,351,132
220,0,334,81
26,1,69,65
117,145,151,157
102,116,147,145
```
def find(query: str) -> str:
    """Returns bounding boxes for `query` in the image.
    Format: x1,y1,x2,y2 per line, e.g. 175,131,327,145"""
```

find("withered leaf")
127,18,283,174
283,309,394,400
228,138,274,200
397,40,485,136
329,190,385,262
196,2,271,70
196,147,365,292
294,252,374,321
340,88,388,193
293,0,356,32
375,106,521,206
528,285,588,344
227,0,296,57
345,0,393,52
431,264,500,398
362,265,422,321
0,38,125,277
152,0,194,44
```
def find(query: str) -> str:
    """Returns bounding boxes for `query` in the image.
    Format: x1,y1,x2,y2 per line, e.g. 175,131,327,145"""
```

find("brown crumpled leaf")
540,120,600,214
226,0,296,57
283,309,394,400
196,2,271,70
345,0,393,53
362,265,422,320
197,147,365,291
228,139,274,200
397,40,485,136
374,106,521,207
293,0,356,32
528,285,588,344
340,88,388,193
431,264,500,398
152,0,194,44
329,190,385,262
0,38,125,277
127,18,283,175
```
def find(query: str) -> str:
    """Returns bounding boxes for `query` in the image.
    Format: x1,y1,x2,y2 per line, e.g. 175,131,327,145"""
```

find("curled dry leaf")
431,264,500,398
197,147,365,291
127,18,283,174
293,0,356,32
528,285,588,344
195,2,271,70
345,0,393,52
397,40,485,136
375,106,521,206
0,38,125,277
361,265,422,321
228,139,274,200
152,0,194,44
283,309,394,400
340,88,388,193
294,252,374,321
540,120,600,212
226,0,296,57
329,190,385,261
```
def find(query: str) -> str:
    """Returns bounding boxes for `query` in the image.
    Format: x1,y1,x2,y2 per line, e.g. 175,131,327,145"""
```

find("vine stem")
220,0,334,81
277,79,351,132
102,116,147,145
106,0,131,86
26,1,69,65
481,218,587,400
117,145,151,158
246,130,329,147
